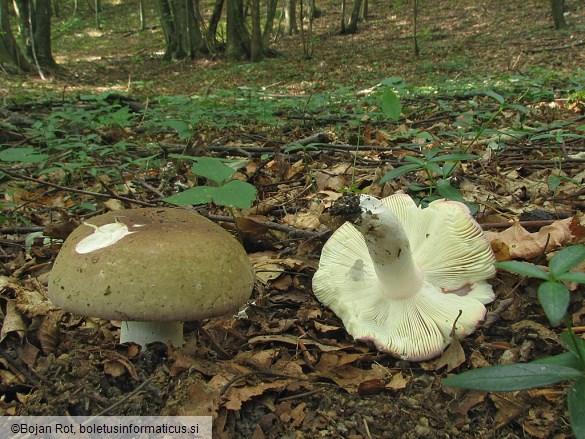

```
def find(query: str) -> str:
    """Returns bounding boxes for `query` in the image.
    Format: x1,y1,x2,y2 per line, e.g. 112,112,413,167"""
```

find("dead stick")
0,168,157,207
481,219,564,230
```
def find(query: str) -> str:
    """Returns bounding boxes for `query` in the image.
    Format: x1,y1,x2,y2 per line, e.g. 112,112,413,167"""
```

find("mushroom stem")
356,196,424,299
120,321,184,348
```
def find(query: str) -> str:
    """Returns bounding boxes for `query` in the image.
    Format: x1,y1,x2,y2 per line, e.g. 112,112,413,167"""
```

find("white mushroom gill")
312,193,496,361
75,222,137,254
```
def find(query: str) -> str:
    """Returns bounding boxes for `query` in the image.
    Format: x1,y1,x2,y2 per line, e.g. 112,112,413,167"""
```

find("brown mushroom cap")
49,208,254,322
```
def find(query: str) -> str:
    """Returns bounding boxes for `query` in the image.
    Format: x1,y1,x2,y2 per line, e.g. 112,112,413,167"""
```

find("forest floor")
1,0,585,438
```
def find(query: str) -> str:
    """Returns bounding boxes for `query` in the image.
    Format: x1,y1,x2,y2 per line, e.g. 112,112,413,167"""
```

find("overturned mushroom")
49,208,254,348
312,194,495,361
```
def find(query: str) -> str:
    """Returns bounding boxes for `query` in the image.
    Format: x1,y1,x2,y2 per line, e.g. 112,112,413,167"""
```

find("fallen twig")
0,168,158,207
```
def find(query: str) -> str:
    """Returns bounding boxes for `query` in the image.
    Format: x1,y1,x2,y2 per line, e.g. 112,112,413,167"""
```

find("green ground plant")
443,245,585,439
163,155,257,209
378,147,480,210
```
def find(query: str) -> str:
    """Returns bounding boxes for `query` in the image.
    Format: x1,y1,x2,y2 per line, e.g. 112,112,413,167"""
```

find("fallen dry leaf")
385,371,409,390
0,300,27,342
485,217,578,260
102,352,139,380
428,337,466,372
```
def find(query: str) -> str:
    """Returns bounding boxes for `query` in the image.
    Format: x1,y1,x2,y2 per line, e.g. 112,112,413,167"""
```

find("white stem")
356,196,424,299
119,321,184,348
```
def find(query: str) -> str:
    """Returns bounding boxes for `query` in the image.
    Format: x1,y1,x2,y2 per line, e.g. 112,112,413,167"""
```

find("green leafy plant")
443,245,585,439
379,147,479,210
380,88,402,121
163,156,257,209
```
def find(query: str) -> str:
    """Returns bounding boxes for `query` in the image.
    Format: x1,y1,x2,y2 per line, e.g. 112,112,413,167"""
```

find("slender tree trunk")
13,0,31,56
344,0,361,34
206,0,224,52
157,0,176,59
284,0,297,35
139,0,146,30
550,0,567,29
262,0,278,46
32,0,56,67
0,0,31,71
413,0,419,56
361,0,367,20
250,0,263,61
13,0,55,68
339,0,346,34
226,0,248,60
95,0,100,28
156,0,201,60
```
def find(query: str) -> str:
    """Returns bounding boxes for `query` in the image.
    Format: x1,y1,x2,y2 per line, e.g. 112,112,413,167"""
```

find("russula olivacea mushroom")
312,193,496,361
49,208,254,348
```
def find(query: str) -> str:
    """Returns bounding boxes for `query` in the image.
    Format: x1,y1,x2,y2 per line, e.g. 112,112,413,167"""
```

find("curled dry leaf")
0,300,27,342
425,337,466,373
38,311,64,354
485,217,579,260
102,352,139,380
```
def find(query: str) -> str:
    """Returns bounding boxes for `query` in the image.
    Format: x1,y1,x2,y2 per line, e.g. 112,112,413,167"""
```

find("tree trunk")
139,0,146,30
206,0,224,53
413,0,419,56
225,0,248,60
550,0,567,29
13,0,55,68
13,0,30,56
339,0,346,34
344,0,361,34
156,0,202,60
262,0,278,46
361,0,368,21
250,0,263,61
284,0,297,35
0,0,31,71
32,0,56,67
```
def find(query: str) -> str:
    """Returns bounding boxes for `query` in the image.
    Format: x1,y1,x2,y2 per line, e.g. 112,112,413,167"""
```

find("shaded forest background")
0,0,583,98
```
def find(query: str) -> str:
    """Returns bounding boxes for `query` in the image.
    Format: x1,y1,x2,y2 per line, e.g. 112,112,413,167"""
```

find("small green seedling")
443,245,585,439
496,245,585,325
163,155,257,209
379,147,479,210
